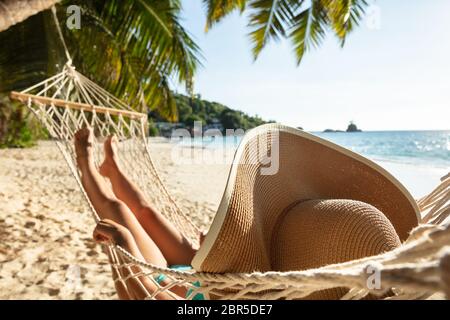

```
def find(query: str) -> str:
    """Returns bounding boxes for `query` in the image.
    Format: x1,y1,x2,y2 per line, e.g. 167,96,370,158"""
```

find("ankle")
110,155,120,169
108,163,123,180
99,157,121,179
84,156,99,171
77,154,91,169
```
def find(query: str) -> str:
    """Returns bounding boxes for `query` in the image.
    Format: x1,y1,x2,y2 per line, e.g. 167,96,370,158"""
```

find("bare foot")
74,127,95,168
99,135,119,177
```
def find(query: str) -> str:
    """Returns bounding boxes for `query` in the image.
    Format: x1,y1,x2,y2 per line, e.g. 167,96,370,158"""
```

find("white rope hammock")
8,7,450,300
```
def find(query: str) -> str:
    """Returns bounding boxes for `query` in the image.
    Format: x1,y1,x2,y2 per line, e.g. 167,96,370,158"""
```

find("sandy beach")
0,139,445,299
0,140,229,299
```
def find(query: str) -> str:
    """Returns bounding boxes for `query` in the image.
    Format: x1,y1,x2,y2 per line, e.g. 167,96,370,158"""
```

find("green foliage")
247,0,299,58
170,94,269,131
184,113,206,126
204,0,247,31
204,0,369,64
62,0,202,119
0,13,52,93
0,0,202,120
147,120,160,137
220,109,245,129
0,1,202,148
0,96,48,148
0,0,366,147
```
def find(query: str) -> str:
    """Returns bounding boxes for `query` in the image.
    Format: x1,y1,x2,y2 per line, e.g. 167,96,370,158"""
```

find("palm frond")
290,0,328,65
0,0,201,121
77,0,202,118
248,0,299,58
324,0,369,46
204,0,369,64
135,0,174,37
203,0,246,31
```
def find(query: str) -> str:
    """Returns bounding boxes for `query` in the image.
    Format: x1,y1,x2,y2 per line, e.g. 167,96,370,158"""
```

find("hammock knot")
66,59,74,69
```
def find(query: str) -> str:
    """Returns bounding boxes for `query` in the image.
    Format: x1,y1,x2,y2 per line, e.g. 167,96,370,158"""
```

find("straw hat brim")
192,124,419,273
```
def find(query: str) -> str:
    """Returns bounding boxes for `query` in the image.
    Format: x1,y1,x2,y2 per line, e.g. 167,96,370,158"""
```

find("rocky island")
323,122,362,133
346,122,362,132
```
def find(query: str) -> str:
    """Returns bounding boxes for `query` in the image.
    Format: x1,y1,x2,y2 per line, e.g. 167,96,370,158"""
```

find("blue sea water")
313,131,450,169
188,130,450,169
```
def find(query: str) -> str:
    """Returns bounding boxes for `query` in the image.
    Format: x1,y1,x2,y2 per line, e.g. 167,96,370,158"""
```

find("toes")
75,127,93,141
104,136,112,148
76,127,90,136
105,135,117,146
104,135,118,155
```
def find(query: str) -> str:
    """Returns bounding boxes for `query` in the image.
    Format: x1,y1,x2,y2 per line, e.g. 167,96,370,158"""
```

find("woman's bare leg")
74,128,168,265
75,128,189,299
99,136,197,265
94,219,187,299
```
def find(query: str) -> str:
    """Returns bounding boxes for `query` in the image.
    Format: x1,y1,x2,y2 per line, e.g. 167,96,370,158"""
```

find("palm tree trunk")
0,0,61,32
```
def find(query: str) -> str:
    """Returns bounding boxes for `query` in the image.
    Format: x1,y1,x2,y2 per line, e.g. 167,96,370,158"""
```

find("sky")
177,0,450,131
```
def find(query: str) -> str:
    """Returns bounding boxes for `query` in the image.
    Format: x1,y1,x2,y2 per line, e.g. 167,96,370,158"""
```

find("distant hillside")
149,94,272,136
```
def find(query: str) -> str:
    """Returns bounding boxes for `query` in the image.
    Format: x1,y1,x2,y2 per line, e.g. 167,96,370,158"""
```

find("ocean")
178,130,449,197
313,130,450,169
188,130,450,169
312,131,449,197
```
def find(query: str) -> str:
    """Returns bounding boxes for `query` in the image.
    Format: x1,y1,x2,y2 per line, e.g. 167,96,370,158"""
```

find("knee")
136,205,157,221
103,198,126,211
102,199,132,222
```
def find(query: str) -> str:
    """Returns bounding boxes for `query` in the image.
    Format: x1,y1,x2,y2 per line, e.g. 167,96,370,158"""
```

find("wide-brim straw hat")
192,124,420,286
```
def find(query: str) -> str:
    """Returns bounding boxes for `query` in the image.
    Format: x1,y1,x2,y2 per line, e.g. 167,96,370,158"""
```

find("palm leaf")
203,0,246,31
248,0,299,58
204,0,369,64
135,0,174,37
0,0,202,122
324,0,368,46
289,0,328,65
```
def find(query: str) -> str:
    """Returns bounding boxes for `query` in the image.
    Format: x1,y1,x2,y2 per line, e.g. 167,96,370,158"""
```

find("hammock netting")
10,62,450,300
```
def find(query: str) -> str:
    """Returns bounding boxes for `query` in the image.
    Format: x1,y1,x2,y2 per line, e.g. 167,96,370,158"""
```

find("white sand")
0,140,444,299
0,140,229,299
